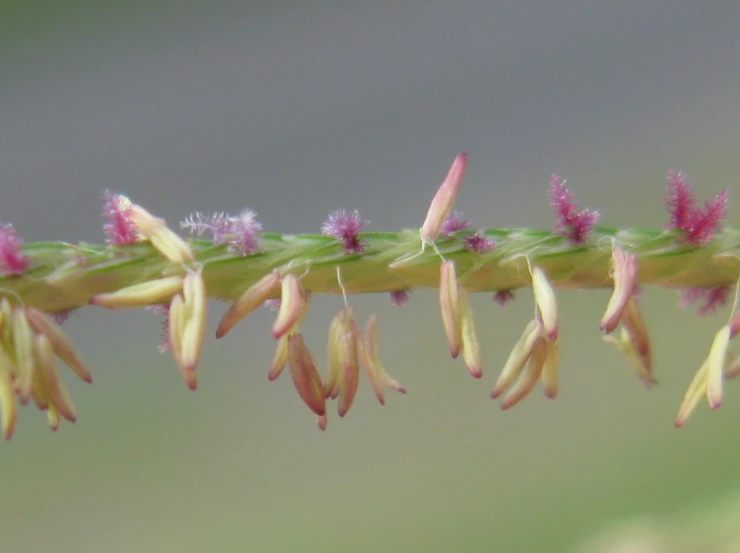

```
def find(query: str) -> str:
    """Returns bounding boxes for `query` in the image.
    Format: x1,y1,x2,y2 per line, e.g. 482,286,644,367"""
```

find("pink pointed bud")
12,306,35,404
420,153,467,244
600,248,637,333
178,269,207,374
439,260,461,358
705,325,731,410
271,274,304,339
33,334,77,423
288,334,326,417
458,288,482,378
530,266,558,341
501,337,547,410
217,271,281,339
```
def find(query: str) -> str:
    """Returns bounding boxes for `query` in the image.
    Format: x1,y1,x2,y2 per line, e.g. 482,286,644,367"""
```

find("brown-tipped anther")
540,338,560,399
178,269,207,373
492,319,542,399
25,307,92,384
288,334,326,417
360,314,406,403
128,201,194,265
268,290,311,381
600,248,637,333
439,260,461,358
420,153,467,244
621,298,651,360
458,288,482,378
705,325,731,410
501,337,547,410
317,414,328,432
12,306,35,403
324,307,360,416
337,318,360,417
0,346,18,439
216,271,281,339
33,334,77,423
89,276,184,309
530,266,558,341
168,293,185,371
47,405,60,432
675,361,709,428
272,274,304,339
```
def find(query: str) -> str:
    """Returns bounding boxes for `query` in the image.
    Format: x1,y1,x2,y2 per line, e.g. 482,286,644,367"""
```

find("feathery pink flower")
389,289,411,307
441,211,470,236
463,232,495,253
548,175,600,243
0,223,30,275
102,191,138,245
679,286,731,315
322,209,368,253
665,171,728,246
493,290,515,305
181,209,262,255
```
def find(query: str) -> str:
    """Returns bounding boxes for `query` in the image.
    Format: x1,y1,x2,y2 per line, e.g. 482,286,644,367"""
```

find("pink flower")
665,171,728,246
389,289,411,307
549,174,600,243
0,223,30,275
102,191,138,245
441,211,470,236
181,209,262,255
322,210,368,253
679,286,731,315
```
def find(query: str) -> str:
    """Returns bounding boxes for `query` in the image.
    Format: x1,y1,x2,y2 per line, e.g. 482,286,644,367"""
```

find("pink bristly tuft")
665,171,729,246
548,174,600,243
493,290,515,305
679,286,731,316
441,211,470,236
0,223,30,275
389,289,411,307
102,191,138,245
181,209,262,255
464,232,495,253
322,210,368,253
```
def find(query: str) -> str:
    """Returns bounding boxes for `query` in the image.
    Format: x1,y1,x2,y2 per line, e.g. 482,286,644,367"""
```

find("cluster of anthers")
0,155,738,439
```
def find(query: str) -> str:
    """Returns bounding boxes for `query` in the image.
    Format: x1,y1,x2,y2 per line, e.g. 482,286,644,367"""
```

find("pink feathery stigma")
102,190,138,245
389,289,411,307
441,211,470,236
181,209,262,254
50,309,76,325
665,170,696,231
679,286,731,316
322,209,368,253
146,304,172,352
0,223,30,275
463,232,495,253
665,171,728,246
493,290,515,305
548,174,600,243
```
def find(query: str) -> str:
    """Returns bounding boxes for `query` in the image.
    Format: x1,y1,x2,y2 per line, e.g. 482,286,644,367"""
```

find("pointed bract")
90,276,184,309
600,248,637,333
288,334,326,417
272,274,304,339
458,288,482,378
439,261,462,358
420,153,467,244
531,266,558,341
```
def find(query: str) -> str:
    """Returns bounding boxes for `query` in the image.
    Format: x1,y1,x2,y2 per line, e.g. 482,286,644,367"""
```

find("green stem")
5,226,740,313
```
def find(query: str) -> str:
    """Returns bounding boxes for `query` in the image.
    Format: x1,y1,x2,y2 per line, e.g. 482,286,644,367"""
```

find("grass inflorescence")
0,154,739,439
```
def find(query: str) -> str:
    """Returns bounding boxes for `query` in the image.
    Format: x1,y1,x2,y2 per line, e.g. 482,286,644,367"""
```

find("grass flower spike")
0,155,738,438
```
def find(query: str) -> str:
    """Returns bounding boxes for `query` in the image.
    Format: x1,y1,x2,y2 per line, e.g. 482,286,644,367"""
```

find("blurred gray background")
3,1,740,552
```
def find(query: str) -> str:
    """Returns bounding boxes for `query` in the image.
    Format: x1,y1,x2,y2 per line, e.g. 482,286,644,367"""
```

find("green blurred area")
3,3,740,553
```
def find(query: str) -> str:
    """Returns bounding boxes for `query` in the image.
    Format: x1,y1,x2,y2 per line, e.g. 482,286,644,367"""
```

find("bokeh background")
3,2,740,552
